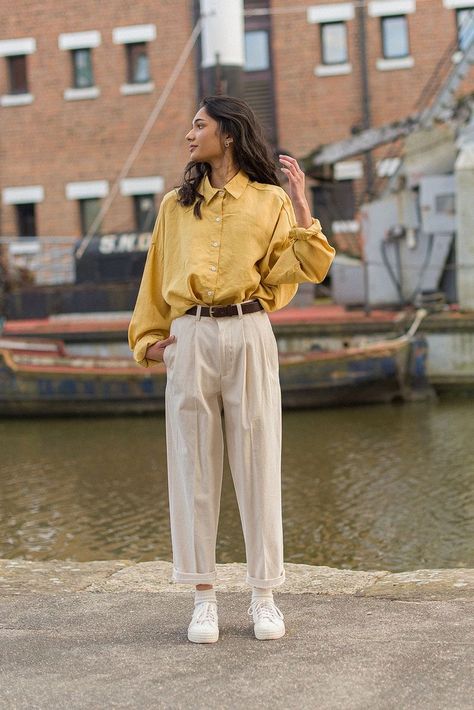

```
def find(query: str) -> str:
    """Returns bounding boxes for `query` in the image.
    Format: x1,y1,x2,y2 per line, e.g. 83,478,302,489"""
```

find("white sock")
251,586,273,601
194,588,217,605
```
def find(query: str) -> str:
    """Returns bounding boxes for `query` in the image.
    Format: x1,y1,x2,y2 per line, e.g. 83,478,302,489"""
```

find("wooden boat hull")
0,334,431,416
280,338,425,408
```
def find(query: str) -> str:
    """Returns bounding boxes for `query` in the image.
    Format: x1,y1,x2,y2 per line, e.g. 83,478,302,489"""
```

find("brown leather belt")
186,300,263,318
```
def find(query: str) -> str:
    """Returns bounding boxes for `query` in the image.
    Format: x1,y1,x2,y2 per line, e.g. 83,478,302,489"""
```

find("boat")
0,311,431,415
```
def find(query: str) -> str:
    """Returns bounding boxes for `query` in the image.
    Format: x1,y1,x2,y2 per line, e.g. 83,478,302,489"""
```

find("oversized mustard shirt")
128,168,335,367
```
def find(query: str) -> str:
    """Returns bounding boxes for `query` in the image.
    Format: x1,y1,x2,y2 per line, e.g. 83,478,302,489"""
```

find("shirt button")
210,265,217,272
211,241,219,247
218,190,224,195
215,217,221,222
207,290,214,296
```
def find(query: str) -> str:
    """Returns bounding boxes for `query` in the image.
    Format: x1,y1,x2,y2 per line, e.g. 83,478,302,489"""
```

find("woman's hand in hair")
146,336,176,363
279,154,313,229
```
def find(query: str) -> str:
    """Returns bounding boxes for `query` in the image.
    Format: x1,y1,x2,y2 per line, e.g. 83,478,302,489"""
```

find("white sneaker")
187,601,219,643
248,599,285,640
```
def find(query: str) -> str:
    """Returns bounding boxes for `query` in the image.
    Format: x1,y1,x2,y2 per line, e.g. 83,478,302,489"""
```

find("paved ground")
0,562,473,709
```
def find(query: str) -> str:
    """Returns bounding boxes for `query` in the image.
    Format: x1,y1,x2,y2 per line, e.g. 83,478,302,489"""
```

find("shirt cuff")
289,217,323,241
133,335,162,368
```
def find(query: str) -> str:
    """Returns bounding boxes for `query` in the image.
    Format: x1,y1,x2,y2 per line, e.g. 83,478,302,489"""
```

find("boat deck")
2,305,405,340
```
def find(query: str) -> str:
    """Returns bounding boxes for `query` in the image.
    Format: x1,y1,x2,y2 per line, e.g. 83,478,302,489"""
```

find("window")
134,195,156,232
244,30,270,72
16,203,37,237
320,22,348,64
79,198,101,236
126,43,150,84
72,48,94,88
381,15,409,59
457,8,474,52
7,55,28,94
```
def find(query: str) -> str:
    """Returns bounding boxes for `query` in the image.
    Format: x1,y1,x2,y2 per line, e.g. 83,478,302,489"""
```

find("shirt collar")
201,168,249,204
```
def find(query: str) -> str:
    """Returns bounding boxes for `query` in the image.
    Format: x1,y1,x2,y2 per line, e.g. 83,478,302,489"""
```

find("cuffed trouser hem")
171,567,217,584
246,570,286,589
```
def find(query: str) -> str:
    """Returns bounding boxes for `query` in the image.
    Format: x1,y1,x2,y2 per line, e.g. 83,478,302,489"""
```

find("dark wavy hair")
176,95,280,218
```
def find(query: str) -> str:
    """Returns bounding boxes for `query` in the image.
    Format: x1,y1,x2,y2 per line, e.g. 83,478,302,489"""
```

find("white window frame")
112,24,156,45
2,185,44,205
120,177,164,196
0,38,36,105
115,28,155,95
59,36,101,100
374,9,414,70
65,181,109,200
308,6,353,76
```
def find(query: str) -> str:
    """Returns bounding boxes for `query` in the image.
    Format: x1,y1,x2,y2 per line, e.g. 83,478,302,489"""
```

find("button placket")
206,196,224,302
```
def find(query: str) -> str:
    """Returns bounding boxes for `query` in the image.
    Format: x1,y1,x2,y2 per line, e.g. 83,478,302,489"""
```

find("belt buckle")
209,305,217,318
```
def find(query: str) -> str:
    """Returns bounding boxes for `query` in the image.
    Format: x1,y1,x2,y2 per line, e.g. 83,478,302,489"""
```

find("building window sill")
376,157,401,177
334,160,363,180
0,93,34,107
332,220,360,234
315,62,352,77
64,86,101,101
376,56,414,71
120,81,154,95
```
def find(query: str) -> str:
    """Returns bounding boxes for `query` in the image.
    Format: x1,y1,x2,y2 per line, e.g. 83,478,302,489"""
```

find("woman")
128,95,335,644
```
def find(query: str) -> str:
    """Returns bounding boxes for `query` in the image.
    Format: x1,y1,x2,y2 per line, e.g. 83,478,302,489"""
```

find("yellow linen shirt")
128,168,335,367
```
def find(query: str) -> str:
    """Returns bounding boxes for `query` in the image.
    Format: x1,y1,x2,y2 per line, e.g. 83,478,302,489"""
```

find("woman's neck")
208,159,240,188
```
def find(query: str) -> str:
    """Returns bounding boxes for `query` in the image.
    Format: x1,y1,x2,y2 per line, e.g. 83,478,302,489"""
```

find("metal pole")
356,0,374,199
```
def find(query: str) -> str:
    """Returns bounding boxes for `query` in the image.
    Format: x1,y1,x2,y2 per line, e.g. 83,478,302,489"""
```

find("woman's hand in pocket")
146,336,176,363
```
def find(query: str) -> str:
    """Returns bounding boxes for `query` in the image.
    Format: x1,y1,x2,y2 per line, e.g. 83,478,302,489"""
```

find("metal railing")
0,236,77,287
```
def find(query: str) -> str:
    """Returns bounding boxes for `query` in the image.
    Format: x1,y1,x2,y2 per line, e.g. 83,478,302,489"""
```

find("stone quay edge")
0,560,473,601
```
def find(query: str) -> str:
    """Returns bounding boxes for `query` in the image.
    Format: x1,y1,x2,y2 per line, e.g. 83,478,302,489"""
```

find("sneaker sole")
254,627,285,640
187,629,219,643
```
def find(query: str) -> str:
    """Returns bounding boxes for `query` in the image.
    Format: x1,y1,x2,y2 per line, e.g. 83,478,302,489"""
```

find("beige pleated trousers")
163,305,285,588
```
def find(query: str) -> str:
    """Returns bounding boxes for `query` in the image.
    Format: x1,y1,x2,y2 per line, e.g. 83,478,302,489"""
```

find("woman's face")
185,108,228,163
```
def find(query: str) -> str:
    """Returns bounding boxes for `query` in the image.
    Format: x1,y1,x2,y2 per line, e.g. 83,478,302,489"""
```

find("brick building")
0,0,472,247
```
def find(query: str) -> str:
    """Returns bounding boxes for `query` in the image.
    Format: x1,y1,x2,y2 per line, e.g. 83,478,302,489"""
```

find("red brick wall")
0,0,197,237
270,0,474,158
1,1,472,239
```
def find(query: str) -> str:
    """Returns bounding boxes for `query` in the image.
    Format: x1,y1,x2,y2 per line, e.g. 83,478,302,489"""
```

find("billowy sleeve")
128,200,172,368
260,193,335,286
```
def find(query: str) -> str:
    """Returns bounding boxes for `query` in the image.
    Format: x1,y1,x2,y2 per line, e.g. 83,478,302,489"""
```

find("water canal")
0,399,473,572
